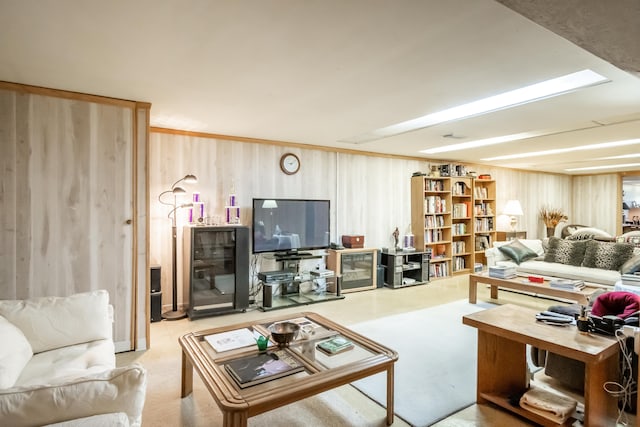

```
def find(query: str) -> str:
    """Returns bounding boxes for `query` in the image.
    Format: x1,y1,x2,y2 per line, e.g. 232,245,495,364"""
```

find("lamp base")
161,309,187,321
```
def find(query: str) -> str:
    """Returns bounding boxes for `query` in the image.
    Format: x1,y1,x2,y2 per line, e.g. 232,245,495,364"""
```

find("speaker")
151,292,162,322
150,265,161,293
262,284,273,308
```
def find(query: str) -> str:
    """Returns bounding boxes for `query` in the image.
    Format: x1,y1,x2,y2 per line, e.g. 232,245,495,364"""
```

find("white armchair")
0,290,146,426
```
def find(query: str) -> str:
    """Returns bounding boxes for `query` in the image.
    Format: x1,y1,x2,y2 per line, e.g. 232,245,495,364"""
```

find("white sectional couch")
0,290,146,427
485,238,640,286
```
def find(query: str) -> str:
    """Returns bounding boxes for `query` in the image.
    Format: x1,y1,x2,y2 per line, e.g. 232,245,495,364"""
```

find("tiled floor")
117,274,633,426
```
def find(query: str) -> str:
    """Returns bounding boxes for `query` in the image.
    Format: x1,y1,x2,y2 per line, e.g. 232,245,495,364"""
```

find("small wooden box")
341,235,365,248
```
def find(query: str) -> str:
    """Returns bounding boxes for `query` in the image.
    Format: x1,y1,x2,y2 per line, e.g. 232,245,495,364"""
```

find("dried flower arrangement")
539,206,568,228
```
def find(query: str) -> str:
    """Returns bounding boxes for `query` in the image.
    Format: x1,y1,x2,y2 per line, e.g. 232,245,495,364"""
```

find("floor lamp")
158,174,198,320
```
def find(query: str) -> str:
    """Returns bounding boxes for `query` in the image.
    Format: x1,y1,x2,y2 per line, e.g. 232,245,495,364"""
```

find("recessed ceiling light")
421,131,539,154
596,153,640,160
481,138,640,161
565,163,640,172
340,69,609,144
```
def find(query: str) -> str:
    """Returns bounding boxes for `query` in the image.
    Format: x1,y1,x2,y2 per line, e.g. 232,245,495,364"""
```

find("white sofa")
485,238,640,286
0,290,146,427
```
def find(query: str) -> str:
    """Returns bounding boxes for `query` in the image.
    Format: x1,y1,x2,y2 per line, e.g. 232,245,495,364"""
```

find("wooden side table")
496,231,527,241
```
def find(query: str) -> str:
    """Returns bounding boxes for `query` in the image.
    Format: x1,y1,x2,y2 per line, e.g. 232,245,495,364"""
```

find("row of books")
452,241,466,254
474,202,493,216
452,223,468,235
424,229,445,243
424,196,447,214
425,215,446,228
475,217,495,232
452,202,471,219
451,181,469,196
489,265,516,279
430,261,450,278
438,163,469,177
549,278,585,291
452,256,467,272
474,187,489,199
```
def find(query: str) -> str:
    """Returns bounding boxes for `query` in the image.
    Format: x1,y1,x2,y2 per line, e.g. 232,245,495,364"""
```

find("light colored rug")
350,299,495,427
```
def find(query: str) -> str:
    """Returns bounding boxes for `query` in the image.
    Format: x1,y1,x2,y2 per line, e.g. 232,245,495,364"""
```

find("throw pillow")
620,254,640,274
543,237,588,266
497,239,538,264
0,315,33,389
582,240,635,271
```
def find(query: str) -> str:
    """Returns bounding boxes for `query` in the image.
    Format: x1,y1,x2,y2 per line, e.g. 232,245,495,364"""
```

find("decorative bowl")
268,322,300,347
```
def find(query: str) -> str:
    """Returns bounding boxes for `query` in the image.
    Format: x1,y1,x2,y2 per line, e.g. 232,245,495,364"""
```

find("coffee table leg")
223,410,248,427
490,285,498,300
469,276,478,303
181,349,193,398
386,365,394,425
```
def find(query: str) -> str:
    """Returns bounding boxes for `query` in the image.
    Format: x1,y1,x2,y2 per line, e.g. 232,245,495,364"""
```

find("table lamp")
503,200,523,232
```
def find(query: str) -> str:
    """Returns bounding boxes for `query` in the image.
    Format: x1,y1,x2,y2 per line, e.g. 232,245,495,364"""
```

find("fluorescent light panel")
481,138,640,161
421,131,539,154
342,69,609,144
566,163,640,172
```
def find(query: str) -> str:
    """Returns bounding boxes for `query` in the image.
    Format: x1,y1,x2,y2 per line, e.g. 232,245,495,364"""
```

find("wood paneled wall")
572,174,618,234
0,86,147,352
149,131,575,308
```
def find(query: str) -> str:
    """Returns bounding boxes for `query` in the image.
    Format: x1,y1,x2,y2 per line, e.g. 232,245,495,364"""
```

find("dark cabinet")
380,250,430,288
182,226,250,319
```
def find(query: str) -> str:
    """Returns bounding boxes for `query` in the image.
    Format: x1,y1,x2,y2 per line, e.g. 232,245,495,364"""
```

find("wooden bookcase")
451,177,473,275
472,179,496,268
411,175,452,279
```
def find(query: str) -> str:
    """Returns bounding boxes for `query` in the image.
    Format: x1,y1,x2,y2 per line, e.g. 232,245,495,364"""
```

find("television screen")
252,198,330,254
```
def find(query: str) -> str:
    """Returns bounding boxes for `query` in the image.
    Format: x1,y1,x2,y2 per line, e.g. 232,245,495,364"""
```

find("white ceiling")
1,0,640,175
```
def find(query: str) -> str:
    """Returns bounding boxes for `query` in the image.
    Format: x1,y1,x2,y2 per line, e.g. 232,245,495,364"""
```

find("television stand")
259,256,344,311
274,252,317,262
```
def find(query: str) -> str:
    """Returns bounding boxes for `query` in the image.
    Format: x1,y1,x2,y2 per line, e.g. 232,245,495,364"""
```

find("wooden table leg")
476,330,526,402
386,364,395,425
223,410,248,427
181,349,193,398
490,284,498,300
583,353,618,426
469,276,478,303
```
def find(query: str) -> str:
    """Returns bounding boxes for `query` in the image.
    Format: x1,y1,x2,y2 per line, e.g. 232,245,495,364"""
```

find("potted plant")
539,206,568,237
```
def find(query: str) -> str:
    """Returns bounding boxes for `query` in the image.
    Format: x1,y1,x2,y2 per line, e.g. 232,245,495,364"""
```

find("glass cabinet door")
340,252,374,290
191,229,236,310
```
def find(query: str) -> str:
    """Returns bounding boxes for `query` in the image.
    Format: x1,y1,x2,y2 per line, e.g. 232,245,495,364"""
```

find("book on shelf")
224,349,304,388
317,336,354,355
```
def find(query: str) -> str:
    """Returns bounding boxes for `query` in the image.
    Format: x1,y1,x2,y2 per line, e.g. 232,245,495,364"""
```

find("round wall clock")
280,153,300,175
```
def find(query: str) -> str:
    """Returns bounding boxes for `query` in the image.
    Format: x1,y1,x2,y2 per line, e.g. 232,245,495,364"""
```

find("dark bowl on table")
269,322,300,347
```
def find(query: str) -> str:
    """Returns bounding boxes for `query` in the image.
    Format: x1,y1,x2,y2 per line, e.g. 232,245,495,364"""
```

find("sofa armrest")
0,364,146,427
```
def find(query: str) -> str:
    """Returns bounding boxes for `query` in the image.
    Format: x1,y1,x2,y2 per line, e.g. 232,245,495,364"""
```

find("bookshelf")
451,177,473,275
473,179,496,268
411,175,452,279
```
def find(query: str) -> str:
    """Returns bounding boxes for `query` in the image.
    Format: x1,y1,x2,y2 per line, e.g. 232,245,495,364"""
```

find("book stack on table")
622,273,640,287
549,278,585,291
488,265,516,279
317,336,354,355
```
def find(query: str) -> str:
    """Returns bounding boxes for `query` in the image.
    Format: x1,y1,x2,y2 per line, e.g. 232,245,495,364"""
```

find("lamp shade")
262,200,278,209
503,200,523,216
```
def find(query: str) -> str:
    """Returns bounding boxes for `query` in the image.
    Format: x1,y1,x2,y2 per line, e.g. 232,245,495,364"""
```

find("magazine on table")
224,349,304,388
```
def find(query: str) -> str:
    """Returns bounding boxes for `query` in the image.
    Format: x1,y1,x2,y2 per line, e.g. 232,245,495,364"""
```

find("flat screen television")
252,198,330,256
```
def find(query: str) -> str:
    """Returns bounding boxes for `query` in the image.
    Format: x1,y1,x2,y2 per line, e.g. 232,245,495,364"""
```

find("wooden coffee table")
463,304,619,426
179,312,398,427
468,271,604,305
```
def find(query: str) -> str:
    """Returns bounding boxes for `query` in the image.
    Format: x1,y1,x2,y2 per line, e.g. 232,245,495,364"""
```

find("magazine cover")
225,349,304,388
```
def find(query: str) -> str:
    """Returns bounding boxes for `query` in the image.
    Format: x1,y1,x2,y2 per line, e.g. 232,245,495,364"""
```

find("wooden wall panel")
0,89,135,350
572,174,618,235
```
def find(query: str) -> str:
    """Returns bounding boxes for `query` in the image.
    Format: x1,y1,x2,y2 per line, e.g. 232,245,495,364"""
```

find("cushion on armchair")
0,290,112,353
0,316,33,388
0,363,147,427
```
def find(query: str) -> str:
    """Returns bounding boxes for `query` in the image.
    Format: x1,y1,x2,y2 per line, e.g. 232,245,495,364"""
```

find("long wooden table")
179,311,398,426
463,304,619,426
468,271,603,305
